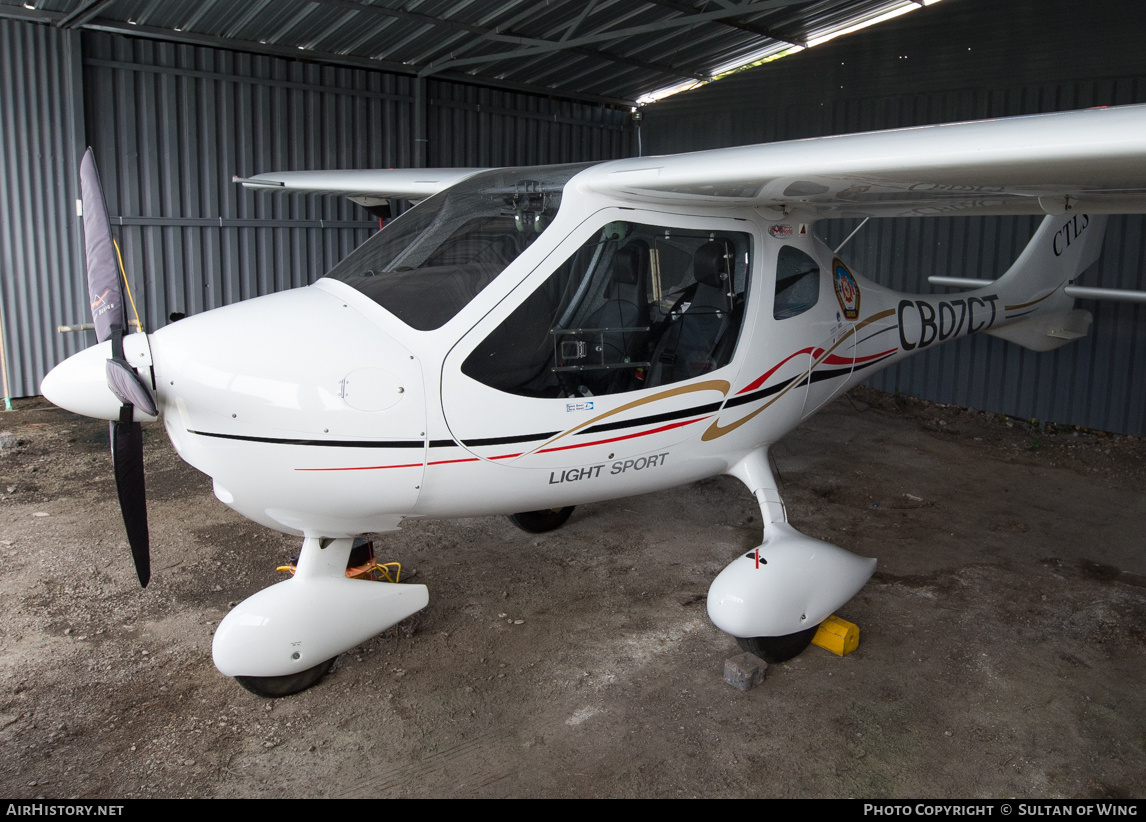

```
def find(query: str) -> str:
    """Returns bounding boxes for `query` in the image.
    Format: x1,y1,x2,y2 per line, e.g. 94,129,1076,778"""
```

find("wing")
232,168,486,207
581,105,1146,218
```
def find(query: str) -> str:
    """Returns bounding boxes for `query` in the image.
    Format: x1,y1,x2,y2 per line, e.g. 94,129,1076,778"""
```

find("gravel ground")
0,386,1143,798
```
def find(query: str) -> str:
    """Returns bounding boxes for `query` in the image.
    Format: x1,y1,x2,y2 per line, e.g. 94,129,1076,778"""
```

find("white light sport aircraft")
42,105,1146,696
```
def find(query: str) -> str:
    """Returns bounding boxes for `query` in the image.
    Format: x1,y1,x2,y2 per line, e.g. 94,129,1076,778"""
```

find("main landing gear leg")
212,536,429,696
707,448,876,663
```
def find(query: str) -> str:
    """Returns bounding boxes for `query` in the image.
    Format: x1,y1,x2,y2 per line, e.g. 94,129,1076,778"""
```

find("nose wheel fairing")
212,537,428,681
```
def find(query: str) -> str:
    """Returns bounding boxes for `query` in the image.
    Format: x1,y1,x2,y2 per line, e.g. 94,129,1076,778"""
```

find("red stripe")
295,461,423,472
291,415,705,471
292,452,526,472
536,417,706,453
822,347,897,366
738,347,816,394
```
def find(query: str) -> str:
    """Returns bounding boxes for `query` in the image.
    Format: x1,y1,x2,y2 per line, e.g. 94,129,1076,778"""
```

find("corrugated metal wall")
0,20,632,399
426,81,632,168
82,31,632,340
0,19,87,400
642,0,1146,434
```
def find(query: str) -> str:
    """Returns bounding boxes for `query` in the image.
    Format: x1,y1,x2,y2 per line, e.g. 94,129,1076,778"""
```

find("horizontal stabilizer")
985,307,1093,351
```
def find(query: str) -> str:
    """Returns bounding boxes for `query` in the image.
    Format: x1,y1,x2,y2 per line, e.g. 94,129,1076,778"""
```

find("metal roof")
1,0,938,106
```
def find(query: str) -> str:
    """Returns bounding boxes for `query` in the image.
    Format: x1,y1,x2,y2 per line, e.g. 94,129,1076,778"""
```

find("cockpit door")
440,210,756,471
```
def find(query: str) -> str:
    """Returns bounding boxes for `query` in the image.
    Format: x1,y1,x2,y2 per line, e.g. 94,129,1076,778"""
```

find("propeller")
80,147,156,587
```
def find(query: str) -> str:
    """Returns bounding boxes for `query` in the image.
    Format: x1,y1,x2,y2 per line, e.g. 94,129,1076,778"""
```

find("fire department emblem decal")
833,258,860,321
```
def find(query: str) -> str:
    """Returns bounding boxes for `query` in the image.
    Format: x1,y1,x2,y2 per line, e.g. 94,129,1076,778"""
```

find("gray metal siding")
83,34,413,327
425,82,631,168
642,0,1146,434
0,19,632,398
81,31,631,331
0,18,87,400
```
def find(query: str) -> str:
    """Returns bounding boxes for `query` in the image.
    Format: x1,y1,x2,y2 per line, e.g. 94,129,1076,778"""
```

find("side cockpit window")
462,221,752,398
774,246,819,320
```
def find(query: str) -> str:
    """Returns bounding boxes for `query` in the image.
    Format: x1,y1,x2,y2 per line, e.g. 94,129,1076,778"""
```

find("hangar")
2,0,1143,432
2,0,1145,800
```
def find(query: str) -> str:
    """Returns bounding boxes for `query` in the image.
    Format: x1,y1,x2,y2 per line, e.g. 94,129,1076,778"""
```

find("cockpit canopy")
325,163,590,330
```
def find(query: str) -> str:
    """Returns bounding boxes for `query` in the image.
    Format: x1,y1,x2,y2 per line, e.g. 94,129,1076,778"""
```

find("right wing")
580,105,1146,218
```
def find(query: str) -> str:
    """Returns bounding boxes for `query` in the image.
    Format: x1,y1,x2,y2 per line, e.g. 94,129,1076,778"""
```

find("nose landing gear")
213,536,428,696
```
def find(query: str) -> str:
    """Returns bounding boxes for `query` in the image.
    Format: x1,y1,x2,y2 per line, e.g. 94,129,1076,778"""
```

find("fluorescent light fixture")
805,2,921,49
709,42,802,78
636,80,703,106
639,0,943,106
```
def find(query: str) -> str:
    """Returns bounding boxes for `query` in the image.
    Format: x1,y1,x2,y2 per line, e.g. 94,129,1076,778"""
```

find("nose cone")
41,333,158,422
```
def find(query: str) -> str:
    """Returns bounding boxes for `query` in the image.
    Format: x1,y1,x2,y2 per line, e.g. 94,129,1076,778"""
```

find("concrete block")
724,652,767,690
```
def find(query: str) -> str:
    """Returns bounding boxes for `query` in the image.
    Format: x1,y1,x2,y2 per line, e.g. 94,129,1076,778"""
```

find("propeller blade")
111,416,150,588
80,147,126,344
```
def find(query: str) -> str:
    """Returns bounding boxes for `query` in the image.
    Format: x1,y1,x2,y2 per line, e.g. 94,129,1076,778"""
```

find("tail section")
984,213,1107,351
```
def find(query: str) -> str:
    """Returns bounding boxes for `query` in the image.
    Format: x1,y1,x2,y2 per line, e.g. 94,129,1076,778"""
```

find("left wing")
233,168,486,208
581,105,1146,219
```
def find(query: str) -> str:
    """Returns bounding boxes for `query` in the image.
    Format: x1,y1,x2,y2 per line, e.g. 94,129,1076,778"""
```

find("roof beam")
415,0,799,76
308,0,702,85
75,18,638,106
0,5,57,24
642,0,808,46
56,0,117,30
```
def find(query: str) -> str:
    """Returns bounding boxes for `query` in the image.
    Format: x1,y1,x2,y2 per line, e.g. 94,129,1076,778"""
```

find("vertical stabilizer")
985,213,1107,351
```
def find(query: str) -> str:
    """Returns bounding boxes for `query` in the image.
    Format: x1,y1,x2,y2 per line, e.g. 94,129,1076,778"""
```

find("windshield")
326,164,590,331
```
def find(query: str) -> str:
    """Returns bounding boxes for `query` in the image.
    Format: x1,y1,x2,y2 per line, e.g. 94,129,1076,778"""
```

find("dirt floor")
0,386,1143,799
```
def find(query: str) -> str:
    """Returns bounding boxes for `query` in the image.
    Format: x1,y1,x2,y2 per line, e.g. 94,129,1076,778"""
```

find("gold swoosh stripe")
1005,289,1056,312
524,378,731,457
701,308,897,442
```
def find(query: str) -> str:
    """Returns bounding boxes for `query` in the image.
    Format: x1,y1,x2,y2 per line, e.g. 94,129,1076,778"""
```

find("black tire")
736,624,819,663
234,657,336,698
508,506,575,533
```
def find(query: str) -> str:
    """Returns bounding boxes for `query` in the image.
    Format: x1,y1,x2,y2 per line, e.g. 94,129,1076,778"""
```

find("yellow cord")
375,562,402,584
112,238,143,332
276,560,402,583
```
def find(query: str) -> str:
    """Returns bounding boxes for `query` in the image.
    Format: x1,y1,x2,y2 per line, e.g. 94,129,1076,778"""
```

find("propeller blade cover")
80,147,126,344
106,357,158,417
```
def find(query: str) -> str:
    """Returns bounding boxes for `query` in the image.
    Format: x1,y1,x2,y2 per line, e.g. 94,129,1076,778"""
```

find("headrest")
693,239,732,288
613,240,650,285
